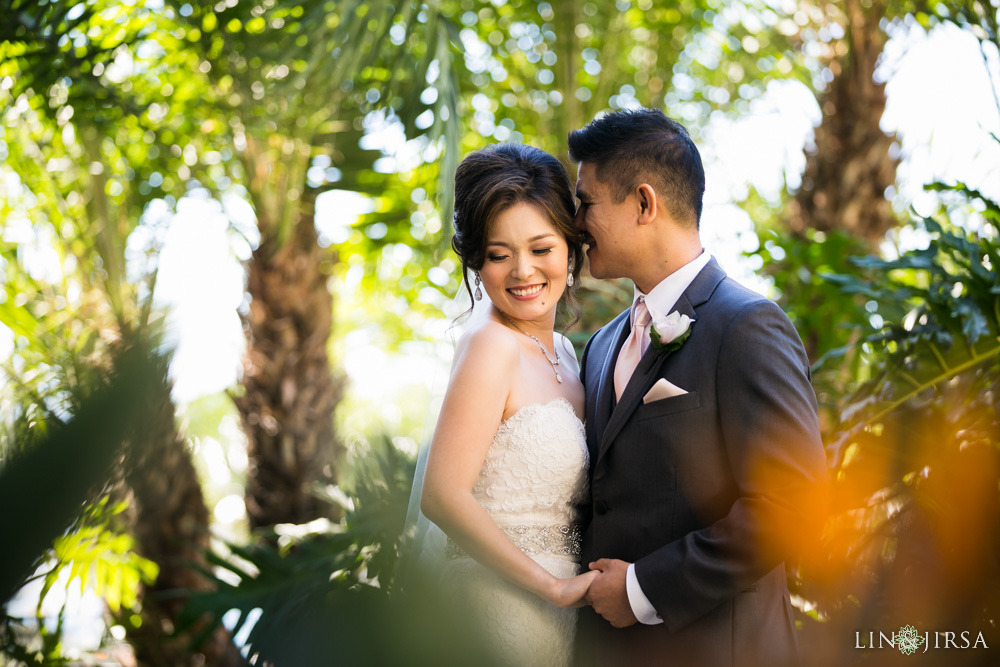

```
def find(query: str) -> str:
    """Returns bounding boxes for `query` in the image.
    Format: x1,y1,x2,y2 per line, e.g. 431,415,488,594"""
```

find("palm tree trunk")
124,359,243,666
236,189,342,530
788,0,899,247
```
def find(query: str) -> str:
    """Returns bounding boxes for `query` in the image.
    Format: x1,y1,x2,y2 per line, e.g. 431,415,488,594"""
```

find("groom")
571,109,828,666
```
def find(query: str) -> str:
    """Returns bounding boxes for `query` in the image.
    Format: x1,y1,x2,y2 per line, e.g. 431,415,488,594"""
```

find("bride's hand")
547,570,599,608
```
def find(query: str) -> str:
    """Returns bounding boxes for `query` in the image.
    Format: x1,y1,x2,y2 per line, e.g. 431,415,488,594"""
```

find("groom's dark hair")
568,108,705,228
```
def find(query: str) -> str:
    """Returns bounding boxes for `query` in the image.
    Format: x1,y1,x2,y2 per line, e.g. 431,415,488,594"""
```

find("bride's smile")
508,283,545,299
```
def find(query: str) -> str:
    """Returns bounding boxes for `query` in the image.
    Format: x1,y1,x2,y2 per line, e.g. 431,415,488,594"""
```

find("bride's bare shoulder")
453,317,519,367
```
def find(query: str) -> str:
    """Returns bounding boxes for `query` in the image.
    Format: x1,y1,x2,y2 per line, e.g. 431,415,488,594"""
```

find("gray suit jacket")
576,258,828,667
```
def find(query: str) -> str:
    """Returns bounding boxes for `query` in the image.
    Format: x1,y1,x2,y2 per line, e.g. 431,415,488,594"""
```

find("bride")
418,143,594,666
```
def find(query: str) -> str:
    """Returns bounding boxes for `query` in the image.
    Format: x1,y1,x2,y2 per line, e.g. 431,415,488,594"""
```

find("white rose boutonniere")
647,306,695,353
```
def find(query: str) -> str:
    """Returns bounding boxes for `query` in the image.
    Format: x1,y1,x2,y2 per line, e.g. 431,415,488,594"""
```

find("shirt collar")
631,251,711,323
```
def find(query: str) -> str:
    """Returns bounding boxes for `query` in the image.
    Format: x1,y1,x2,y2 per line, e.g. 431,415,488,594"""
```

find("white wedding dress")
440,397,590,667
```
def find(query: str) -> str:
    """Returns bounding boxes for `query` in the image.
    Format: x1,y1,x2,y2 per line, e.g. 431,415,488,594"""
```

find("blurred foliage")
821,183,1000,463
1,498,157,667
152,0,471,532
178,434,500,666
754,5,1000,653
178,392,251,540
746,0,1000,419
0,0,222,223
444,0,817,158
156,0,461,222
925,0,1000,87
2,0,1000,664
0,617,67,667
0,343,164,667
335,0,836,349
562,276,633,348
0,346,163,604
41,498,158,617
181,434,411,625
157,0,466,326
0,1,202,366
1,5,239,662
786,182,1000,664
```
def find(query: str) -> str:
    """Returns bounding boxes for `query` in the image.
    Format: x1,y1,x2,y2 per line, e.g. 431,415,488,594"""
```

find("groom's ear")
635,183,658,225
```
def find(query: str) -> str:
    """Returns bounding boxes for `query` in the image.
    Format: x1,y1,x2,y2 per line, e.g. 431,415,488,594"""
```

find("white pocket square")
643,378,688,404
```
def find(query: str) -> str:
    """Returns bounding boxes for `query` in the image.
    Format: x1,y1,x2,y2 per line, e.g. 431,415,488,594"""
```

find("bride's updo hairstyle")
451,143,584,319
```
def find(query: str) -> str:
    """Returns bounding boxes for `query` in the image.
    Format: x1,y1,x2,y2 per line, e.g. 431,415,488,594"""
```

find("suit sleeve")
634,299,829,632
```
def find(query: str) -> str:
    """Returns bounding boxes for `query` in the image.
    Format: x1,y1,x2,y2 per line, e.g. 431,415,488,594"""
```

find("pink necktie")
614,297,651,401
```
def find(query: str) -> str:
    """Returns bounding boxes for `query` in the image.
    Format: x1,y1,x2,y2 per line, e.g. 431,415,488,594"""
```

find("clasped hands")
550,558,638,628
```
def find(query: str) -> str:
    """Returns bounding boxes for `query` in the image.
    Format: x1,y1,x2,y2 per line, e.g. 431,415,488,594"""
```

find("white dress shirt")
622,250,711,625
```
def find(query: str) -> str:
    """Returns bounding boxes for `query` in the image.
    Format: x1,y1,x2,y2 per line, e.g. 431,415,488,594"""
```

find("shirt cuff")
625,563,663,625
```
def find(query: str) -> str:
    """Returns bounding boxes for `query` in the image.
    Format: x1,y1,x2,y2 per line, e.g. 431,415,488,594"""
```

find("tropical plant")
750,0,999,361
178,433,504,666
823,184,1000,461
1,2,242,663
0,346,168,665
746,5,1000,657
794,183,1000,665
152,0,465,531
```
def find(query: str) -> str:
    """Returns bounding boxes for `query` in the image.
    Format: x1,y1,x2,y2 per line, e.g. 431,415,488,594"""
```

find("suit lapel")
591,311,630,453
596,259,727,464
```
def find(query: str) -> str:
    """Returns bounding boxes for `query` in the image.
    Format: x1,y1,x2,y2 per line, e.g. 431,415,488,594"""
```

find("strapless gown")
440,397,590,667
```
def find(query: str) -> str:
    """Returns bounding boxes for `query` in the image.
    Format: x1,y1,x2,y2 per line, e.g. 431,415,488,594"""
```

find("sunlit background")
164,20,999,430
3,1,1000,665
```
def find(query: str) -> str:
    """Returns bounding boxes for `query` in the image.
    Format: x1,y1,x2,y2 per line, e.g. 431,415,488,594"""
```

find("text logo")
855,626,988,655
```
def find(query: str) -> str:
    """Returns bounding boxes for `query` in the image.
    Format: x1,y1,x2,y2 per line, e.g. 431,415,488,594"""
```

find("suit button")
595,501,609,515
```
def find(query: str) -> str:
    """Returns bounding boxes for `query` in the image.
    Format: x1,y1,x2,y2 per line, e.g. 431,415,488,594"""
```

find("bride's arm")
420,323,595,608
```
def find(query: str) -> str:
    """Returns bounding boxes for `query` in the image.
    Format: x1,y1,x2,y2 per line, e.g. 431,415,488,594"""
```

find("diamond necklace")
501,313,563,384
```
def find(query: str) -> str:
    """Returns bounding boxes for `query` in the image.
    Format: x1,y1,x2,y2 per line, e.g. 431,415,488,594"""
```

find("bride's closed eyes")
486,247,554,262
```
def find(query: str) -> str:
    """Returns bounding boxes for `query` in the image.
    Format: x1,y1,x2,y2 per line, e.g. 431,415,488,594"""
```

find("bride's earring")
566,259,575,287
474,272,483,301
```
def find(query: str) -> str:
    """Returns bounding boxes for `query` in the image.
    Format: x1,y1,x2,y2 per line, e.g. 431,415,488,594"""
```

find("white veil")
393,270,494,594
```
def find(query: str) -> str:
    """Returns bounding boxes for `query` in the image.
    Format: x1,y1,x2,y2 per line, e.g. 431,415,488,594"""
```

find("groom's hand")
586,559,638,628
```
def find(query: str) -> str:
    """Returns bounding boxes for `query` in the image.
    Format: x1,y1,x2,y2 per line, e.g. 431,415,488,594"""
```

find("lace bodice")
473,397,588,531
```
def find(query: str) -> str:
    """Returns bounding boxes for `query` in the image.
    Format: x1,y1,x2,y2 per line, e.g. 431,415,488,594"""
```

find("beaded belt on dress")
446,523,582,560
